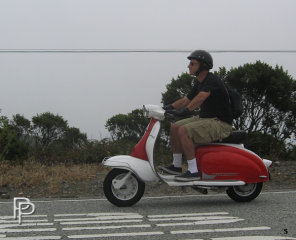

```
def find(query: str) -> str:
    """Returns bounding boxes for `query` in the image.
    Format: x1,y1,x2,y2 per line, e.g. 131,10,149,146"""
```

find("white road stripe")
23,215,48,218
0,219,48,224
0,235,5,238
60,219,143,225
0,215,47,219
0,236,61,240
55,215,142,221
211,236,296,240
68,231,164,239
182,239,203,240
149,216,237,221
0,216,15,220
0,222,54,228
157,218,244,226
171,226,271,234
0,228,56,233
55,212,137,217
148,212,229,218
63,224,151,231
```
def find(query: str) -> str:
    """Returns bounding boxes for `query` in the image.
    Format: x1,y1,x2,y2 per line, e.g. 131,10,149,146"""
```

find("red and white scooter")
102,105,272,207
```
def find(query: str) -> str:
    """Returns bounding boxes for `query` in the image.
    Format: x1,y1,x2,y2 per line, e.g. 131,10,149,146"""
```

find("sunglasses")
189,61,199,66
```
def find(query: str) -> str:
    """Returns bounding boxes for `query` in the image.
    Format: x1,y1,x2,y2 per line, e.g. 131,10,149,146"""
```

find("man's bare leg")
170,123,183,154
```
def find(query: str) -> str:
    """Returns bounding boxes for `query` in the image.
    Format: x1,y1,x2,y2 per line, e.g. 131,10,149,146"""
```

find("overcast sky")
1,0,295,139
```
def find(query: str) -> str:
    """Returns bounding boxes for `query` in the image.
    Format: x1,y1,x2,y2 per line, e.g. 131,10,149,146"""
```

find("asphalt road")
0,190,296,240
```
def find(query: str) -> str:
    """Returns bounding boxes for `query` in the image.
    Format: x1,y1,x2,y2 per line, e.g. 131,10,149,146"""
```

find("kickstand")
192,187,208,195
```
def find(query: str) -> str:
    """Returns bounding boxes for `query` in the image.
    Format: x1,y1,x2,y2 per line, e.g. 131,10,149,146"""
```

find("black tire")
103,168,145,207
226,182,263,202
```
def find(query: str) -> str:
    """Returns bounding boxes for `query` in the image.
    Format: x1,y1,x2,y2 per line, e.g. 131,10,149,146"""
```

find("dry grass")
0,160,106,195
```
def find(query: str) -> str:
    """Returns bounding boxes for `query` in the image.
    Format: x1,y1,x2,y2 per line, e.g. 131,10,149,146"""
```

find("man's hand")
165,107,192,117
163,104,174,111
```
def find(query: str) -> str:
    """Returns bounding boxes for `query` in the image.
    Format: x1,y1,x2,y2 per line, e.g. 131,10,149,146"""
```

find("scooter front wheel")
226,182,263,202
103,168,145,207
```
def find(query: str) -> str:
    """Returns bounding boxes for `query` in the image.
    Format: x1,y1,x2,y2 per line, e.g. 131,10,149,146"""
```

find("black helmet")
187,50,213,69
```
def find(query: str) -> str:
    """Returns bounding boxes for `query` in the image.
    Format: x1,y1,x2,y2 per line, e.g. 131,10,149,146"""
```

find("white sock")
172,153,182,168
187,158,198,173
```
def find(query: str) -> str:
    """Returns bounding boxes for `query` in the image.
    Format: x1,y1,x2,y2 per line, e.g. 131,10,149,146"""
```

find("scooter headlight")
143,105,165,120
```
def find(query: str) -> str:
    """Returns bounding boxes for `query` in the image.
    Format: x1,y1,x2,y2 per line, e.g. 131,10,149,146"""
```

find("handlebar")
143,104,194,121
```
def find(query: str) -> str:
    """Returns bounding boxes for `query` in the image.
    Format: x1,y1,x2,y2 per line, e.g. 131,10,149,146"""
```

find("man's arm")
165,92,210,117
165,91,210,117
187,91,210,111
172,97,191,109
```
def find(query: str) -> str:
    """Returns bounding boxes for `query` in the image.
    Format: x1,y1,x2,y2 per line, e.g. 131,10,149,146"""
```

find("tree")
11,114,32,145
161,73,196,106
12,114,31,135
0,112,28,162
62,127,87,150
0,110,93,164
105,109,149,141
215,61,296,144
32,112,68,147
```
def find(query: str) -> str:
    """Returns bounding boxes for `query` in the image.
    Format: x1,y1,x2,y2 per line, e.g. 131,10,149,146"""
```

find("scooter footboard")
102,155,159,182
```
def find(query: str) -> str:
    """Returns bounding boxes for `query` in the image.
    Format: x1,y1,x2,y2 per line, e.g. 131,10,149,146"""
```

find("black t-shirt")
187,73,233,125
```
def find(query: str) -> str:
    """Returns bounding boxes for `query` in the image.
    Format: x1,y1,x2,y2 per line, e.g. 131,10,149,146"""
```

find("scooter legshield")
196,144,269,183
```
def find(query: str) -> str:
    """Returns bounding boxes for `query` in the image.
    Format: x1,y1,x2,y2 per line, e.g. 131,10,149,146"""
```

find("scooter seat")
218,130,247,144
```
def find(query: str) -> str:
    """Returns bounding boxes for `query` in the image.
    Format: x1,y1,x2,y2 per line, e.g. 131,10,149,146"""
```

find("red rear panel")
196,144,269,183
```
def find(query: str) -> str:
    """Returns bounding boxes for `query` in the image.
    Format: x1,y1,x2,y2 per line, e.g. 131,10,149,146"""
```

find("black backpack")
225,84,243,119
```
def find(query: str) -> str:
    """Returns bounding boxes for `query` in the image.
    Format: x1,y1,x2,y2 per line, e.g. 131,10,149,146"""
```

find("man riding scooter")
103,50,271,206
160,50,233,181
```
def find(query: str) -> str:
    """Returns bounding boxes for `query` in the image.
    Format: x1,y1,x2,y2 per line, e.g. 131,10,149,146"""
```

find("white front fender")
102,155,159,182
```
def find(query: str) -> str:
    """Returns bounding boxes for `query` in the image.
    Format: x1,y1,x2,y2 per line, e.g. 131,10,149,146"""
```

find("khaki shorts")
175,116,232,145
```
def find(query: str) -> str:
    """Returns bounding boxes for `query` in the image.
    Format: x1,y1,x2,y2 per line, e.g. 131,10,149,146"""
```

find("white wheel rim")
111,173,139,201
233,183,257,197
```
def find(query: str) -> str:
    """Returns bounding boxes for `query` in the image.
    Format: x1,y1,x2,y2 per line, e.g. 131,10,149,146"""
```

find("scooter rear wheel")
226,182,263,202
103,168,145,207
